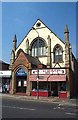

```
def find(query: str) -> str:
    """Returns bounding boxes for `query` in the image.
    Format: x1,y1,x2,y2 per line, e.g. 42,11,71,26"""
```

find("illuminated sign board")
0,71,11,77
16,68,27,76
31,69,65,75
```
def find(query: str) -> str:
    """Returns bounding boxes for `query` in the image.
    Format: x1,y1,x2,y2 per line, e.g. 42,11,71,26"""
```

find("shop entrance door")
51,82,58,96
16,68,27,93
16,77,26,93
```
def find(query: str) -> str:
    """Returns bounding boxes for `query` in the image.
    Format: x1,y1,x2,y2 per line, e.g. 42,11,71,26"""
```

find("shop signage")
16,68,27,76
0,71,11,77
31,69,65,75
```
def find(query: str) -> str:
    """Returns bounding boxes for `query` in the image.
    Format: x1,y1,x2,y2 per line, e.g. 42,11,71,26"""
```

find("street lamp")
32,27,39,99
36,77,39,99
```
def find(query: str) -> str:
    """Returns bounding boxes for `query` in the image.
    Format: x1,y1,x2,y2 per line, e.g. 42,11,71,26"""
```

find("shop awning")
29,75,66,82
29,75,50,82
48,75,66,81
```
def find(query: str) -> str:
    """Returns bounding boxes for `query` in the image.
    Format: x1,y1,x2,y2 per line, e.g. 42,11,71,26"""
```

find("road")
1,96,77,119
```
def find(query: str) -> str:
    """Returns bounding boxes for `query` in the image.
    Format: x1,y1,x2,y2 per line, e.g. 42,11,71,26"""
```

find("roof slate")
25,54,41,66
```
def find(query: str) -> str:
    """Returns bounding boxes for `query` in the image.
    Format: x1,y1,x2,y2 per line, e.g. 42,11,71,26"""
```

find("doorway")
16,76,27,93
16,68,27,93
51,82,58,96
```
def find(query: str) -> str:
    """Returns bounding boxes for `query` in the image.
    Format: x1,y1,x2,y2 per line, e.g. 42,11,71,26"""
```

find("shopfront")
0,70,11,93
29,69,67,98
16,68,27,93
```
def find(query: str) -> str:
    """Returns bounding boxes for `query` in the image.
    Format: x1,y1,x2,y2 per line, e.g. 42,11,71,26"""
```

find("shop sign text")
31,69,65,75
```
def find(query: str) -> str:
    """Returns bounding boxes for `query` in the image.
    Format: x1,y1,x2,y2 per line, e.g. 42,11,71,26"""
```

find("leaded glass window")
54,45,63,63
31,38,46,57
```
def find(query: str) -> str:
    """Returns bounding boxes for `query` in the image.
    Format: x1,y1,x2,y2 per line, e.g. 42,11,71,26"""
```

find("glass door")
16,77,26,93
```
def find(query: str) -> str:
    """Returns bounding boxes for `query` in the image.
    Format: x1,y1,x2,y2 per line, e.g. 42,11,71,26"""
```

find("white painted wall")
15,19,65,68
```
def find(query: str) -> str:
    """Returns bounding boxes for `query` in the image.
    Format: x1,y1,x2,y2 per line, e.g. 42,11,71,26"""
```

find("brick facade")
9,19,77,98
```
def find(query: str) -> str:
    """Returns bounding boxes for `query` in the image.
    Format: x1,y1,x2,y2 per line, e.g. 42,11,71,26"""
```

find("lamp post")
36,77,39,99
32,27,39,99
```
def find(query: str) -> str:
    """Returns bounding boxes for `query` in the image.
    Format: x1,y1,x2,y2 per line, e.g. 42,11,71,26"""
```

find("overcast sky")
2,2,76,63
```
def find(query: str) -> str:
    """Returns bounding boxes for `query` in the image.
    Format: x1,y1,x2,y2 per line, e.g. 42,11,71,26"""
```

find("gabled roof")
25,54,41,66
16,18,65,50
30,18,65,44
16,49,41,66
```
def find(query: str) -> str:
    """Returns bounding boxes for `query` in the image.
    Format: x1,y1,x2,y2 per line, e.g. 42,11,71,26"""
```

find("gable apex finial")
64,24,69,33
13,34,17,42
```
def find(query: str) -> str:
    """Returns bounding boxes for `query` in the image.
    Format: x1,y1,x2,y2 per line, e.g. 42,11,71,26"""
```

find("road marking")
65,112,76,116
2,105,36,111
53,107,64,110
58,104,63,106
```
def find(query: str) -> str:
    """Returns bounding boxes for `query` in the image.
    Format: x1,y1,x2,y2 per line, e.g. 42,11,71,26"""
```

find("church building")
9,19,76,98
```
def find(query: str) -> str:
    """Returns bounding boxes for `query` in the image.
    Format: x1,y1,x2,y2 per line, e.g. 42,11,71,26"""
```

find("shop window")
54,45,63,63
32,82,37,90
32,82,48,91
59,82,66,91
39,82,48,90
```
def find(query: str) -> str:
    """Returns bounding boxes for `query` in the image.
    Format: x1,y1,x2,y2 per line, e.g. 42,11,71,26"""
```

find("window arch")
30,37,46,57
54,44,63,63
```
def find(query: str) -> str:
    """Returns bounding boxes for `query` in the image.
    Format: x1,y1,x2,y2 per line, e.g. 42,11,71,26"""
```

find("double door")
16,76,26,93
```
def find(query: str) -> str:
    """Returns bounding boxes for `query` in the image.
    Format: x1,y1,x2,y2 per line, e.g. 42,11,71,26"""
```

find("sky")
2,2,76,63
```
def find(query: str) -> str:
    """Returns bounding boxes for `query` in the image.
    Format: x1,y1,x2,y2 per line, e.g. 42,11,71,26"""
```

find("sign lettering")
16,68,27,76
31,69,65,75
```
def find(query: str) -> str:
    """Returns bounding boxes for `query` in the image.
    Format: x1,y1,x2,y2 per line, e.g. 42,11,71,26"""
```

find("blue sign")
16,68,27,76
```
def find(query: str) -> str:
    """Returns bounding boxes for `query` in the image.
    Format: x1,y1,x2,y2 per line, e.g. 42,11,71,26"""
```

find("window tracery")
31,38,46,57
54,45,63,63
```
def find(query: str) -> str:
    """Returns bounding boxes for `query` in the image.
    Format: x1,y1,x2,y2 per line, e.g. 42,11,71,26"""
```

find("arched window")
31,38,46,57
54,45,63,63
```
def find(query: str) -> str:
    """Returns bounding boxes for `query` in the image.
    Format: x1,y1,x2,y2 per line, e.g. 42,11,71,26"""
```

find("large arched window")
31,38,46,57
54,45,63,63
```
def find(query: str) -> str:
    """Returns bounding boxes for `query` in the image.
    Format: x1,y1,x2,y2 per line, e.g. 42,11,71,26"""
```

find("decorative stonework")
9,19,76,98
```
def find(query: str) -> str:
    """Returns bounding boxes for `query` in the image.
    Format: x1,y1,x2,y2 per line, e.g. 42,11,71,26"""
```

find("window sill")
34,55,47,58
53,61,64,63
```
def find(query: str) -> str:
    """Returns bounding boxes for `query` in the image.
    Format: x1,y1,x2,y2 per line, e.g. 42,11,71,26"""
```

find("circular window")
36,22,41,27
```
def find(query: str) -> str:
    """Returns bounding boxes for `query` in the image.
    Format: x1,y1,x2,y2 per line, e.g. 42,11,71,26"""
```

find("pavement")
0,93,77,106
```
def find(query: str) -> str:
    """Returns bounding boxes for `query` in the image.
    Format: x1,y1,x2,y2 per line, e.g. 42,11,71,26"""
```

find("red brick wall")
69,69,74,97
12,52,29,71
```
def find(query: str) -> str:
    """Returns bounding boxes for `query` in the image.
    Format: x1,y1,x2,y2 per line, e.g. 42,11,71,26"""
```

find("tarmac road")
1,95,77,119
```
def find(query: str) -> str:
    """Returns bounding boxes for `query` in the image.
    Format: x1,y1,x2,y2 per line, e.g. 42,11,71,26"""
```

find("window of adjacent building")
54,45,63,63
31,38,46,57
